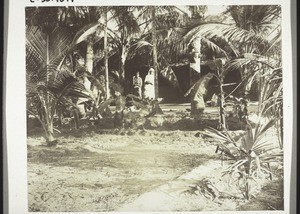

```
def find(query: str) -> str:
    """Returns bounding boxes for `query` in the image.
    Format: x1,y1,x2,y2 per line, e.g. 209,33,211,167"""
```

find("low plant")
27,68,90,143
203,118,283,200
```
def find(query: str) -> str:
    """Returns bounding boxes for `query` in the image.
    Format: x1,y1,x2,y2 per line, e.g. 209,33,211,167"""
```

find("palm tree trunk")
217,66,227,130
46,119,55,142
104,7,110,99
85,39,93,91
45,35,55,142
120,45,127,80
74,38,94,119
152,7,158,100
39,92,55,142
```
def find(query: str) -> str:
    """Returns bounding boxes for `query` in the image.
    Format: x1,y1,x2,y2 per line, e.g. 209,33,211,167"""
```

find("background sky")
206,5,227,15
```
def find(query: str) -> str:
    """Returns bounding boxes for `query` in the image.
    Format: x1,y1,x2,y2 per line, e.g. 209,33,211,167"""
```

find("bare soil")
27,107,283,212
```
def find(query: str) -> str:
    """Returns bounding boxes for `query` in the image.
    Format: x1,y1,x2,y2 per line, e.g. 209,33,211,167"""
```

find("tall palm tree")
73,6,141,96
224,5,282,98
155,5,281,130
151,7,159,99
135,6,179,100
226,5,281,33
67,7,105,94
104,6,110,99
108,7,140,80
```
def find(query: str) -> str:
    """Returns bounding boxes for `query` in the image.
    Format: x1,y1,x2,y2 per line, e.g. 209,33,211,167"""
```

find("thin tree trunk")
85,39,93,91
219,81,227,130
218,66,227,130
120,45,127,80
104,7,110,99
45,36,55,142
257,68,266,117
46,35,49,66
152,7,158,100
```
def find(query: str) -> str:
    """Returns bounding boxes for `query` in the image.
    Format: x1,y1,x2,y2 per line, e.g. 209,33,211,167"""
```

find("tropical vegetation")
26,5,283,207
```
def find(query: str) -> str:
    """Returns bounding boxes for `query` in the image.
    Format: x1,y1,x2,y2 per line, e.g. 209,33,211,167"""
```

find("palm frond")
201,37,229,58
185,72,214,97
159,66,178,86
225,53,278,73
26,26,47,73
72,22,102,45
49,70,91,99
179,23,267,54
223,159,248,174
49,27,76,63
253,119,277,146
204,127,234,144
127,40,152,60
259,150,283,162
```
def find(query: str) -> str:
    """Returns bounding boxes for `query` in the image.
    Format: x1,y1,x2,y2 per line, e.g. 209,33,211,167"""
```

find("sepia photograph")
24,4,286,212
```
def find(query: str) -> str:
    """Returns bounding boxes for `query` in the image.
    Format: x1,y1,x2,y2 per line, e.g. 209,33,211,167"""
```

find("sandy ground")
28,129,217,212
27,106,283,212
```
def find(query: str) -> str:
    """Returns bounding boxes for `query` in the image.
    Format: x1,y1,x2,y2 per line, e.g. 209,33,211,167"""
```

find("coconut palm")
108,7,140,80
26,24,91,142
133,6,181,99
224,5,282,96
155,5,281,133
72,7,142,96
26,7,114,141
194,6,283,198
222,5,282,144
63,7,105,94
225,5,281,34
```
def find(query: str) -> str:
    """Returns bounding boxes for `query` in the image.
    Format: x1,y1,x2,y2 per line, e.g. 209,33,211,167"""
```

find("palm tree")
66,7,105,94
159,5,281,130
225,5,281,33
104,6,110,99
224,5,281,98
127,6,238,100
26,23,91,142
108,7,140,80
223,6,282,142
204,117,283,199
72,7,141,96
151,7,159,99
25,7,124,140
134,6,179,100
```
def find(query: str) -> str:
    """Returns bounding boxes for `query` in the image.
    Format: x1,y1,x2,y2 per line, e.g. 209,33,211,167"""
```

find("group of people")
132,68,155,100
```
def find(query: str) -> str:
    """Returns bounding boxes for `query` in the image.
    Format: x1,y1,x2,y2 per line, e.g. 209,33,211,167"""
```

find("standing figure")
143,68,155,100
132,72,143,99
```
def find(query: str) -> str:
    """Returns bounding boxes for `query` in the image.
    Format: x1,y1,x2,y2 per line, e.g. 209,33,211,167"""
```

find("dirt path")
28,130,218,212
